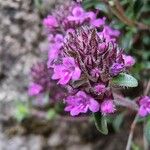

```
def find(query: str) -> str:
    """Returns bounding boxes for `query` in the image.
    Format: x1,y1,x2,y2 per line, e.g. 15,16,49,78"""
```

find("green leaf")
47,109,57,120
93,112,108,135
95,3,108,14
83,0,99,9
111,73,138,88
121,31,134,51
15,102,29,122
144,120,150,143
113,113,125,132
133,0,144,17
131,142,141,150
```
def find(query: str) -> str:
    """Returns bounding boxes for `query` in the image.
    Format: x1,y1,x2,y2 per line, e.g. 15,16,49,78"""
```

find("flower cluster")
138,96,150,117
43,1,135,116
51,26,129,116
28,61,67,104
43,1,121,66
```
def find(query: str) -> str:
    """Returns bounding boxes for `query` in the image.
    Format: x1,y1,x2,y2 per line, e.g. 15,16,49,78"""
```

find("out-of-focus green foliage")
14,102,29,122
47,109,57,120
112,113,125,132
131,142,141,150
144,117,150,143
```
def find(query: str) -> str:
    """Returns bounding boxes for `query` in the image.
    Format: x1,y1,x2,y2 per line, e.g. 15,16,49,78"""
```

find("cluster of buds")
51,26,135,116
28,61,67,104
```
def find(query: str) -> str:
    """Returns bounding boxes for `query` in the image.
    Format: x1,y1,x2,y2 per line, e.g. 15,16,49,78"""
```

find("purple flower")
99,25,120,42
52,57,81,85
47,34,64,66
110,63,124,76
101,100,116,115
65,91,100,116
54,34,64,43
28,61,67,103
123,55,135,68
138,96,150,117
85,11,96,20
94,84,106,95
67,6,85,23
47,45,60,67
43,15,58,28
91,17,106,27
28,83,43,96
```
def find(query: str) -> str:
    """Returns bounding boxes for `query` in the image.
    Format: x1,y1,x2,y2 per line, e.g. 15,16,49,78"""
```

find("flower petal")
63,57,75,67
139,106,148,117
58,72,72,85
72,67,81,80
89,98,100,112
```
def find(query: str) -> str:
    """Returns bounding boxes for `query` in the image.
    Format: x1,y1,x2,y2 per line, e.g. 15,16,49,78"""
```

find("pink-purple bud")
98,42,106,53
43,15,58,28
28,83,43,96
91,17,106,27
138,96,150,117
94,84,106,95
123,55,135,68
110,63,124,76
101,100,116,115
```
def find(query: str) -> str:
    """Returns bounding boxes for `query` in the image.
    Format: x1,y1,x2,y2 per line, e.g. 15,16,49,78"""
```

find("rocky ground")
0,0,143,150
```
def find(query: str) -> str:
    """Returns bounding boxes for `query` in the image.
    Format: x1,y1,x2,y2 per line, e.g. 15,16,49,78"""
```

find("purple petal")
85,12,96,20
139,107,148,117
63,57,75,67
72,67,81,80
76,91,87,98
43,15,58,28
64,105,73,112
54,34,64,43
91,18,105,27
89,98,100,112
101,100,115,115
72,6,84,17
58,72,72,85
70,107,80,116
123,55,135,67
52,65,64,79
28,83,42,96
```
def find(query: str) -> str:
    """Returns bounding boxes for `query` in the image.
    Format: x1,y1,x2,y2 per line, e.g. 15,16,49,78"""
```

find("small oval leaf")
111,73,138,88
93,112,108,135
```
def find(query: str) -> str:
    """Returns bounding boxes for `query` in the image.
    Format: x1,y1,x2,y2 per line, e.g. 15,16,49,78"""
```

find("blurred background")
0,0,149,150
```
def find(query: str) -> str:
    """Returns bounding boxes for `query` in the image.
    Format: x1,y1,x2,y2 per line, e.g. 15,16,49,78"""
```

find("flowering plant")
27,0,150,149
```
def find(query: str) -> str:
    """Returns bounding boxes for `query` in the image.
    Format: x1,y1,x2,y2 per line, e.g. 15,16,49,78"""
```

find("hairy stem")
113,93,138,111
126,113,139,150
143,120,149,150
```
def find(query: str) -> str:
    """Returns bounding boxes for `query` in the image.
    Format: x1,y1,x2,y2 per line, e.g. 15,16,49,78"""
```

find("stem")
126,113,139,150
144,80,150,96
113,93,138,111
143,121,149,150
126,80,150,150
143,80,150,150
